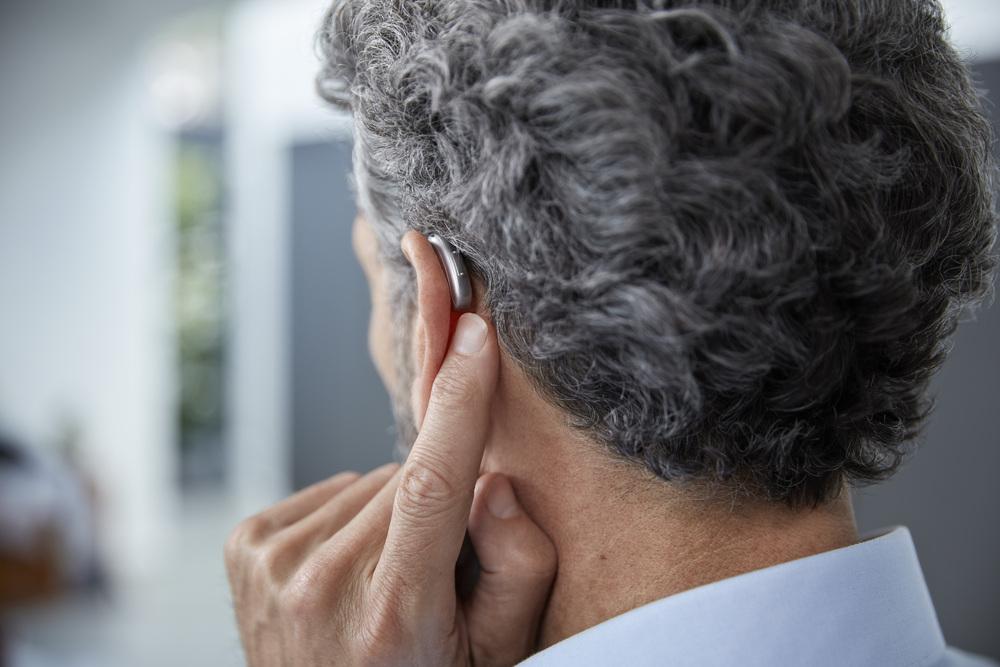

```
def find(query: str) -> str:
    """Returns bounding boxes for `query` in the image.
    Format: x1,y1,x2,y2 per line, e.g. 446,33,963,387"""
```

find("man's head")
324,0,998,507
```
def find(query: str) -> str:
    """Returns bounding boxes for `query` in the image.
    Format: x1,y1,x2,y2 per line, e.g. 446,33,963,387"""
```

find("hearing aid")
427,233,473,312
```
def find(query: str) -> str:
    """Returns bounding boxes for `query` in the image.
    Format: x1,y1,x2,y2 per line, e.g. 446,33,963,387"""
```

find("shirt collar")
519,526,946,667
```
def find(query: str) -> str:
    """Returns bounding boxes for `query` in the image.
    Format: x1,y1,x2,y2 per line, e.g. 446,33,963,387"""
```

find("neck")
481,357,860,650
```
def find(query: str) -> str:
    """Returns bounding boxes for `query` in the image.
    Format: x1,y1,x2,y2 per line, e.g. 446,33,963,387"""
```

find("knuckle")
395,456,459,520
502,536,558,582
520,545,558,581
238,513,272,543
280,573,324,621
254,542,290,583
279,553,355,624
223,514,271,567
223,530,242,570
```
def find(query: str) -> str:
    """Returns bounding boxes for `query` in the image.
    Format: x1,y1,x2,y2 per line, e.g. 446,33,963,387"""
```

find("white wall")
0,1,208,579
941,0,1000,62
224,0,351,513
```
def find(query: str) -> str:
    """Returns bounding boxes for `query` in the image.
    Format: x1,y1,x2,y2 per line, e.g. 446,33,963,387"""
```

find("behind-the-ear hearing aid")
427,233,473,312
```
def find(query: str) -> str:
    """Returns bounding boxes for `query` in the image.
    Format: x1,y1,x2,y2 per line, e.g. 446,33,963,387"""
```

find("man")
224,1,999,665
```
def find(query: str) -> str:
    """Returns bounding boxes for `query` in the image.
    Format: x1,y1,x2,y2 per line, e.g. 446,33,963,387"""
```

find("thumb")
464,473,558,667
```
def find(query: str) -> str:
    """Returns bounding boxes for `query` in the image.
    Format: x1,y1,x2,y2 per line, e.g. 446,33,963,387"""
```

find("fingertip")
463,474,557,664
473,474,489,502
469,473,497,531
486,474,521,519
452,313,488,356
470,474,525,529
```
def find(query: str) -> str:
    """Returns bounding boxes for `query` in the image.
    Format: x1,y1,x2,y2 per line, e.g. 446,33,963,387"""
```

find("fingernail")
487,477,521,519
452,313,487,356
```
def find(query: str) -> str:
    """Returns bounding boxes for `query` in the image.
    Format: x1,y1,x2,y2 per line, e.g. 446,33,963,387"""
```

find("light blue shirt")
518,526,997,666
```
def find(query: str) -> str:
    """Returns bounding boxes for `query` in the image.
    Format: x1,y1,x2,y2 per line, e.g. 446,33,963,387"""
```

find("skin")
225,213,860,665
225,220,557,667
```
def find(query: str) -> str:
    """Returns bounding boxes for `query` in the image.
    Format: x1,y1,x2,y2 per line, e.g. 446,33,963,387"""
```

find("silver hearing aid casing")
427,233,472,312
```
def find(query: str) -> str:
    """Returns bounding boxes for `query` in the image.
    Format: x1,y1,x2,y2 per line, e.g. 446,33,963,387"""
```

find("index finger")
372,312,498,609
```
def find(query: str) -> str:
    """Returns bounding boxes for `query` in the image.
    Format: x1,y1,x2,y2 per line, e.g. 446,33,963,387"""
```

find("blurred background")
0,0,997,664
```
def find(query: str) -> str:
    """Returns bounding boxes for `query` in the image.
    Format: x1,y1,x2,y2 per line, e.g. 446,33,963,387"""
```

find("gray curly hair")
316,0,999,506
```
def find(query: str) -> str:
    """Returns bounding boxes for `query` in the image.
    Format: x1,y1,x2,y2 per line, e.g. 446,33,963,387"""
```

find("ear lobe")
401,230,462,431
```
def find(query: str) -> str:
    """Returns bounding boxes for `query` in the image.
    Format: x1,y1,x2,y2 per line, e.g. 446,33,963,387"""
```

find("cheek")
368,280,396,391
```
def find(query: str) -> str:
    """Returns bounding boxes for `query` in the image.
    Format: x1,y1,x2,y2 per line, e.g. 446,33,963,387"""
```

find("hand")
224,313,558,666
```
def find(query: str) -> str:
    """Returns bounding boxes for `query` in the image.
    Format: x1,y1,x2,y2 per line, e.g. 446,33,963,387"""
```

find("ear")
401,230,466,431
